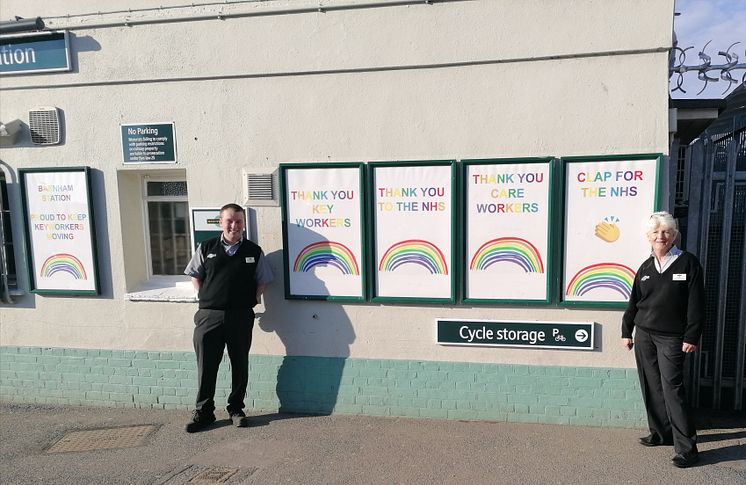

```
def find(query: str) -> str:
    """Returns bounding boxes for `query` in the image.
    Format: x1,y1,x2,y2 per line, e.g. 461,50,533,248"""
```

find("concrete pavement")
1,403,744,484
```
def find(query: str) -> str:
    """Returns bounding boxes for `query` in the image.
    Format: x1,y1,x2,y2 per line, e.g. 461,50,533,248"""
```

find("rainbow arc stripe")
378,239,448,275
566,262,636,299
293,241,360,275
470,237,544,273
40,253,88,280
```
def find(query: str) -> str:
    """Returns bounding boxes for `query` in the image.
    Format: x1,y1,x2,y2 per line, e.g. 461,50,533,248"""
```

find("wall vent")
29,107,62,145
243,170,278,207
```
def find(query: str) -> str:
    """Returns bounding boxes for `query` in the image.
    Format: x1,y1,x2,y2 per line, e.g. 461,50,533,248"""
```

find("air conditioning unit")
29,107,62,145
243,170,278,207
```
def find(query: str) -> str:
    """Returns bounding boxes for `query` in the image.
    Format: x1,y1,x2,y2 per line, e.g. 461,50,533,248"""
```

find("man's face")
220,208,245,243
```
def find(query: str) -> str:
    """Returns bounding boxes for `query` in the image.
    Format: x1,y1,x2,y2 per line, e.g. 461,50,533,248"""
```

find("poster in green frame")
562,155,660,306
462,158,553,304
370,161,455,303
19,167,100,295
281,163,366,301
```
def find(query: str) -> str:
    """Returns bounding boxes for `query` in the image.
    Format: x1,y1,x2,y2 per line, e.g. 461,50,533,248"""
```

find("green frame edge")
557,153,663,309
367,160,457,304
459,157,556,306
279,162,368,302
18,166,101,296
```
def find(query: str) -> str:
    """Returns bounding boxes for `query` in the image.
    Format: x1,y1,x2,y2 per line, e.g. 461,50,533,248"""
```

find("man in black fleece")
621,211,704,468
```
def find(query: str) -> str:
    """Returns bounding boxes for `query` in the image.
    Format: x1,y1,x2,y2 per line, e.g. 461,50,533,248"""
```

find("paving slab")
0,403,744,484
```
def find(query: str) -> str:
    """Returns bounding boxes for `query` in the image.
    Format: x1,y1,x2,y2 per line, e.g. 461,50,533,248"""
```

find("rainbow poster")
282,164,365,299
21,168,99,294
379,239,448,275
470,237,544,274
293,241,360,275
40,253,88,280
562,157,659,303
464,160,551,302
372,162,454,300
565,262,636,299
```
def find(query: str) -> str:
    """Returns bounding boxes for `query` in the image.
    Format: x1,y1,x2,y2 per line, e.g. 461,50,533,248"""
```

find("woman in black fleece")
621,211,705,468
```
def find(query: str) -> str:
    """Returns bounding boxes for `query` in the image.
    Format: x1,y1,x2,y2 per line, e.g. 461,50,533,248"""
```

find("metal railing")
685,125,746,411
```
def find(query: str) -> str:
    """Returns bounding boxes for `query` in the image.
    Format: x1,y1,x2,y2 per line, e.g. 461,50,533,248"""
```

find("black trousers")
193,308,254,414
634,327,697,454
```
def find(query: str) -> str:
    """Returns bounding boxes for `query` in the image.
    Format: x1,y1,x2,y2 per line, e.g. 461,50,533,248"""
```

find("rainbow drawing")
566,262,636,299
378,239,448,275
40,253,88,280
293,241,360,275
469,237,545,273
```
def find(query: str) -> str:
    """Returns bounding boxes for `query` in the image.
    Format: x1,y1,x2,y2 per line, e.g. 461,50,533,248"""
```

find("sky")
671,0,746,99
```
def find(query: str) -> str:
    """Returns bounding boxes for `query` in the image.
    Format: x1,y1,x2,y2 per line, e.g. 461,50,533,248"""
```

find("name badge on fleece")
672,273,686,281
245,257,255,264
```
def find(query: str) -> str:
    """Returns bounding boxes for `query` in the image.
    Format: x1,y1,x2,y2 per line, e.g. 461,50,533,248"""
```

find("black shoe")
639,434,672,447
672,450,700,468
185,410,216,433
229,410,249,428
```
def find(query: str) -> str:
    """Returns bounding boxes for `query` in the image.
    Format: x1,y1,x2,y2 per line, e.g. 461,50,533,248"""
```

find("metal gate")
684,115,746,411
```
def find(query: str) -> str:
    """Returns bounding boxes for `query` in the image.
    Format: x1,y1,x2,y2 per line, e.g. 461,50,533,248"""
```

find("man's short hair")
220,203,245,216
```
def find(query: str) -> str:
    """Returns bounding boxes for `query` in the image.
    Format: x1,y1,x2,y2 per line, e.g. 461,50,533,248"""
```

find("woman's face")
647,224,675,254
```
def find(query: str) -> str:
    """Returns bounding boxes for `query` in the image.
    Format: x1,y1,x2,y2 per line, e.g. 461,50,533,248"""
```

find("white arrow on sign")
575,329,589,342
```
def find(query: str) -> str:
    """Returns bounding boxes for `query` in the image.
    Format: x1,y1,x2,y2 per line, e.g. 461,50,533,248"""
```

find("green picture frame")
280,162,367,301
559,154,662,308
19,166,100,295
368,160,457,304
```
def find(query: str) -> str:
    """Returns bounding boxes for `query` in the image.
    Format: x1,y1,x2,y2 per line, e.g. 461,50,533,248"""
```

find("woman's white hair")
645,211,678,237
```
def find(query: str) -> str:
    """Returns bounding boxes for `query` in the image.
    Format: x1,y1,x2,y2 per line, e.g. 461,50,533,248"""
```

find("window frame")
141,175,190,277
0,171,17,300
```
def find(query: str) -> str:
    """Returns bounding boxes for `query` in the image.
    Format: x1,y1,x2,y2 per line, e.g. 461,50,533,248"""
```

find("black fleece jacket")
621,251,705,345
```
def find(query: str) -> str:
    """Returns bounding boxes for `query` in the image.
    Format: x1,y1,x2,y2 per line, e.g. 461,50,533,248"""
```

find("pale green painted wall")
0,346,646,428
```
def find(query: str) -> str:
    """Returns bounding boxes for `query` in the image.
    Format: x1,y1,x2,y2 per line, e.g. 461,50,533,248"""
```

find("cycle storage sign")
437,319,595,350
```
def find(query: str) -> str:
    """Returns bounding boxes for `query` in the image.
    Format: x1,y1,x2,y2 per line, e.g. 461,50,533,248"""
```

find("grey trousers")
634,327,697,454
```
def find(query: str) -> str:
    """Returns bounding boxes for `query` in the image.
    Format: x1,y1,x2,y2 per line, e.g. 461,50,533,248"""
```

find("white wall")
0,0,674,368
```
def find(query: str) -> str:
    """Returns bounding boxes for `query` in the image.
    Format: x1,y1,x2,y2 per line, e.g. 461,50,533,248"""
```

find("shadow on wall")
257,244,356,415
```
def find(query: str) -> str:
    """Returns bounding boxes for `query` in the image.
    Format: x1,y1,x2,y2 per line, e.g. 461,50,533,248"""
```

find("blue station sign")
0,32,71,75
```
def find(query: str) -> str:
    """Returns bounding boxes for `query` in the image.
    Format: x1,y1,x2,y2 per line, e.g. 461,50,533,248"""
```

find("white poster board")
282,164,365,300
372,162,454,301
20,168,99,294
563,157,659,304
464,159,552,302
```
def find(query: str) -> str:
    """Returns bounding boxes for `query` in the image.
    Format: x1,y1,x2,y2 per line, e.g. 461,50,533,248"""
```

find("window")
0,171,17,301
144,179,190,275
675,143,688,205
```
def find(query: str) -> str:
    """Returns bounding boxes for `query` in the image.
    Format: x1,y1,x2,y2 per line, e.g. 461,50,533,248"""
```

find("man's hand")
682,342,697,353
621,338,633,350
